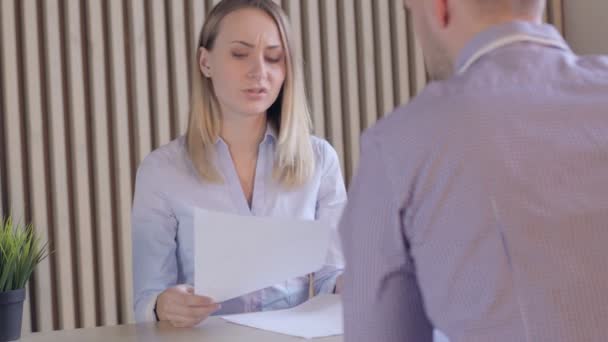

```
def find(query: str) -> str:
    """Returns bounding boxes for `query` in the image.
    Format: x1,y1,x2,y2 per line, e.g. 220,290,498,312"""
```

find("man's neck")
449,15,543,64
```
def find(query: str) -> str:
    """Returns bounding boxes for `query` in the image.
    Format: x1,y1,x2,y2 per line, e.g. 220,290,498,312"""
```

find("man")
339,0,608,341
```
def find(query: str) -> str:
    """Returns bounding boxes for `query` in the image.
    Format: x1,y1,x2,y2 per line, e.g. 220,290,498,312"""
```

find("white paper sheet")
222,293,450,341
222,294,343,339
194,208,331,303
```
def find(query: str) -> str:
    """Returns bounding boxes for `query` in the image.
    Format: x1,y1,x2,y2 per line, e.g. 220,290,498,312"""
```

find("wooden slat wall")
106,0,133,326
563,0,608,54
0,0,563,334
43,0,75,330
1,0,31,333
337,0,362,177
64,0,97,329
21,0,54,332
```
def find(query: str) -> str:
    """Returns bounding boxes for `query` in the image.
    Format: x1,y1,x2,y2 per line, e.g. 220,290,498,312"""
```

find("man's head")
403,0,545,80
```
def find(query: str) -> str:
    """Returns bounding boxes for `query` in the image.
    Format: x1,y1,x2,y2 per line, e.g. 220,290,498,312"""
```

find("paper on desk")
222,294,343,339
194,208,331,303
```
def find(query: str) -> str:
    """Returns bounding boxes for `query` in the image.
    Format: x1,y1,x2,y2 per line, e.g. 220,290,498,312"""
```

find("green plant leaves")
0,216,50,292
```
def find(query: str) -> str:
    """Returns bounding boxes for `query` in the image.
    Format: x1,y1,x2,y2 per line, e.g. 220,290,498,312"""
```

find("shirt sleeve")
314,140,347,294
339,133,434,342
131,156,179,322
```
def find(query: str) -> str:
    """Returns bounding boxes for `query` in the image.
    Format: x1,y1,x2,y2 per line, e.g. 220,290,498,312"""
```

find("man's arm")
339,133,433,342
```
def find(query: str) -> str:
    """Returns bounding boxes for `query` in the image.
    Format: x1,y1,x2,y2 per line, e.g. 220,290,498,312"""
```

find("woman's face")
200,8,287,121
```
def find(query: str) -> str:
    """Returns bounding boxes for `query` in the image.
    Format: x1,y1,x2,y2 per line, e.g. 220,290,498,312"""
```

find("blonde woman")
131,0,346,328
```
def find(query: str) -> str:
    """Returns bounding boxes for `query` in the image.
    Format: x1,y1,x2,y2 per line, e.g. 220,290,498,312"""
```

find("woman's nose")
247,55,266,80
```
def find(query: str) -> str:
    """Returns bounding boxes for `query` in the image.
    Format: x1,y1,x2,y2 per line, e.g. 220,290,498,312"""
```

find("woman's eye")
266,56,283,63
232,53,248,59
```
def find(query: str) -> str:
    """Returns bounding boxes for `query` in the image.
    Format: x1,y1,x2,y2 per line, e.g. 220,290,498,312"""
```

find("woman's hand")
155,284,221,327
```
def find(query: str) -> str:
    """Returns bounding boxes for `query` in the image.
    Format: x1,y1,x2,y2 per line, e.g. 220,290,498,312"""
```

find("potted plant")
0,216,49,342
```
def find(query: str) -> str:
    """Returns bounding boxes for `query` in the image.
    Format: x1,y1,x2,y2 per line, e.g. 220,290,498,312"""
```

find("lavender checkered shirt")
340,21,608,342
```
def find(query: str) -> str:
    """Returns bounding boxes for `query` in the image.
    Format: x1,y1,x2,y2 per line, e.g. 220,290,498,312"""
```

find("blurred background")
0,0,605,335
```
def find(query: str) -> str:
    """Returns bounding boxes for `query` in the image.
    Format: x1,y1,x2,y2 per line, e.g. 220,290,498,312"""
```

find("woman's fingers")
156,284,220,325
186,294,216,307
169,302,220,319
166,313,203,328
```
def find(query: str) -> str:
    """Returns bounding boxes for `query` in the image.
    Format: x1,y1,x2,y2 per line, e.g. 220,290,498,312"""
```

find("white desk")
21,317,343,342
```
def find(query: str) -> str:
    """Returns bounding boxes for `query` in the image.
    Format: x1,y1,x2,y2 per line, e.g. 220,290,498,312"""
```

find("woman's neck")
220,113,267,155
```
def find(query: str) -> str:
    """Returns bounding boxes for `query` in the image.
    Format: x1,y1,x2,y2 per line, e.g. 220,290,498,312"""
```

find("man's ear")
431,0,450,28
199,47,212,77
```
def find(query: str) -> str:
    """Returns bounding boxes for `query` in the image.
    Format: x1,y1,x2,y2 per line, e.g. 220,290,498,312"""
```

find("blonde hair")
186,0,314,188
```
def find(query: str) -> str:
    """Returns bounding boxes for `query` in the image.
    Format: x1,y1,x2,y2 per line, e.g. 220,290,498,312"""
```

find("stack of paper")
222,294,343,339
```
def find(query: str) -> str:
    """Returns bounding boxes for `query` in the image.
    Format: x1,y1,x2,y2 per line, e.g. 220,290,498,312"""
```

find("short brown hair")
472,0,545,16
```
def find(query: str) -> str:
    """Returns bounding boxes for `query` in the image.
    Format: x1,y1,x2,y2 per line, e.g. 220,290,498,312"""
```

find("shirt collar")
455,21,571,73
263,122,278,144
214,122,278,147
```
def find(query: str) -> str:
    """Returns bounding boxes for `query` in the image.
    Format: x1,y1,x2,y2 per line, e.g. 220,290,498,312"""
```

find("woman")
131,0,346,328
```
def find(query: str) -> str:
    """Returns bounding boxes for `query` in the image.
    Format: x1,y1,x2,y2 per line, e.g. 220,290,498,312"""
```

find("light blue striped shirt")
132,126,346,322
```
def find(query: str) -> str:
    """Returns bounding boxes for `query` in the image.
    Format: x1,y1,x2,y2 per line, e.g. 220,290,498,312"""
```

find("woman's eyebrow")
231,40,254,47
230,40,282,49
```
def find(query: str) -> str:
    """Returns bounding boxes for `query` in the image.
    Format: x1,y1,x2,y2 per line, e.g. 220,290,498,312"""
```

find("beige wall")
563,0,608,54
1,0,564,335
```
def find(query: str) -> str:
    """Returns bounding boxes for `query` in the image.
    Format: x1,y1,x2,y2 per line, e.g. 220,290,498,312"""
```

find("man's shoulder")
364,81,468,146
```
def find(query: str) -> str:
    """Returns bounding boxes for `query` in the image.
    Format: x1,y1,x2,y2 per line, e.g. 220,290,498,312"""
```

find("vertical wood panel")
0,84,4,221
1,0,27,224
188,0,206,99
167,0,191,137
42,0,77,330
107,0,135,325
64,0,97,328
0,34,4,218
407,12,427,96
0,0,32,334
373,0,395,117
85,0,118,326
390,0,411,107
127,0,153,167
0,118,3,218
283,0,304,66
563,0,608,54
189,0,206,47
21,0,55,332
355,0,378,130
205,0,214,15
337,0,361,183
320,0,345,172
548,0,564,33
301,0,325,137
148,0,172,147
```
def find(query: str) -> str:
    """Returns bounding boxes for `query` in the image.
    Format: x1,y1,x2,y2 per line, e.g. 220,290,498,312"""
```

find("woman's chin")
237,105,272,117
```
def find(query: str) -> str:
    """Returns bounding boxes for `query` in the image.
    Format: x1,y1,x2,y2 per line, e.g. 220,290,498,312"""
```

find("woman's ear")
199,47,212,78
